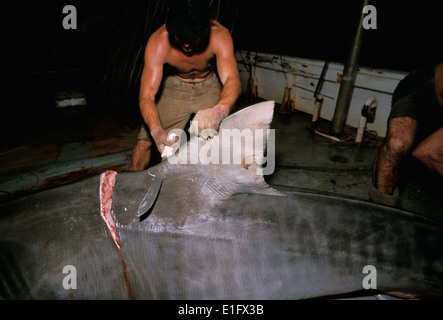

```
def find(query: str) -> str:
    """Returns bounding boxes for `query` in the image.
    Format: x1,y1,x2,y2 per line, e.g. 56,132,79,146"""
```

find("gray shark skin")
0,101,442,300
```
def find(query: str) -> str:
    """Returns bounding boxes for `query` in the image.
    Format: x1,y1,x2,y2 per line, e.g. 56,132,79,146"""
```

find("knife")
137,173,164,221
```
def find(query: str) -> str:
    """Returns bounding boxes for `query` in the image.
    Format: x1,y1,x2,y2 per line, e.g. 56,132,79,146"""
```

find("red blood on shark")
99,170,135,299
99,170,121,249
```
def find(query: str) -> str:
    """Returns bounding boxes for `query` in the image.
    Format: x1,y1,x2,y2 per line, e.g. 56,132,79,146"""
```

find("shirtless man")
130,0,241,171
370,62,443,205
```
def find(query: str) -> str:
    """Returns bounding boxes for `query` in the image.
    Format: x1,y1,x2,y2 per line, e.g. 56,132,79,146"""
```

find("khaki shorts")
137,73,222,141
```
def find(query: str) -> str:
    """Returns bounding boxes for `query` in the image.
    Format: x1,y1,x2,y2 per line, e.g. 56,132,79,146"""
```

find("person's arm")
190,25,241,139
139,35,165,131
213,26,242,113
139,33,177,152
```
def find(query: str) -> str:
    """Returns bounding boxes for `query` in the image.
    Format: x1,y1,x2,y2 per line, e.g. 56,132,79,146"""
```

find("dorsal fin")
218,100,276,176
217,100,283,196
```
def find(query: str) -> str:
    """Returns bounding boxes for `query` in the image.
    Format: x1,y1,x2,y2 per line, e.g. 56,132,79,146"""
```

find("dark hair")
166,0,210,39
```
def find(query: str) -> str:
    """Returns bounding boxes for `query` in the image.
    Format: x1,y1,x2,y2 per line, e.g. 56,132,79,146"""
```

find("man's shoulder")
209,19,233,50
145,24,171,54
148,24,169,44
143,24,172,65
209,20,230,36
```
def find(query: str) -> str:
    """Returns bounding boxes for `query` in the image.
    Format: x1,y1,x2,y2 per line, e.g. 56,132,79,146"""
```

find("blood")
99,170,120,249
117,248,135,300
99,170,135,299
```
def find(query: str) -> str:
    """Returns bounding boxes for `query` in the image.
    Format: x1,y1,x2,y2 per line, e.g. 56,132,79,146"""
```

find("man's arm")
213,26,242,112
189,24,241,139
138,32,177,153
139,35,165,131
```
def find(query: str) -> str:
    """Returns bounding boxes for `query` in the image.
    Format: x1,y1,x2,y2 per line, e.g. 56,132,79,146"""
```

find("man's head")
166,0,210,40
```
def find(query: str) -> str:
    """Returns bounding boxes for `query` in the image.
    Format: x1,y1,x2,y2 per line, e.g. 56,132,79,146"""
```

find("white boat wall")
235,50,407,138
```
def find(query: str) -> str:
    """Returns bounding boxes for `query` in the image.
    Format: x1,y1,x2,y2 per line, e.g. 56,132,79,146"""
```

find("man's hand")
189,105,230,139
150,127,179,155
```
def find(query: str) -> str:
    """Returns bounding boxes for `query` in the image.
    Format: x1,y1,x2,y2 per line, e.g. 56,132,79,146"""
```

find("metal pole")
331,0,371,138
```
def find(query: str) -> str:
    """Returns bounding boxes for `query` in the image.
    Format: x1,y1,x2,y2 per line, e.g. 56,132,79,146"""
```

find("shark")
0,101,442,300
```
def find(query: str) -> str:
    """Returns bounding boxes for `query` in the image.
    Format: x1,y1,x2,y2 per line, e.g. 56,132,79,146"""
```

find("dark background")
2,0,442,140
234,0,442,70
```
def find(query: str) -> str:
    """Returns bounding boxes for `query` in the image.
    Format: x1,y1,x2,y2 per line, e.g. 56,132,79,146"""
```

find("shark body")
0,101,442,299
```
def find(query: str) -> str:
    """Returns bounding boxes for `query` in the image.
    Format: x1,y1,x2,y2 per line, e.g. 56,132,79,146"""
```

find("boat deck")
1,95,442,222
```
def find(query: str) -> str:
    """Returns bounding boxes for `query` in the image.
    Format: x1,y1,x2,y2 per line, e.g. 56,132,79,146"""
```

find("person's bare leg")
412,127,443,176
130,139,153,171
373,117,417,195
